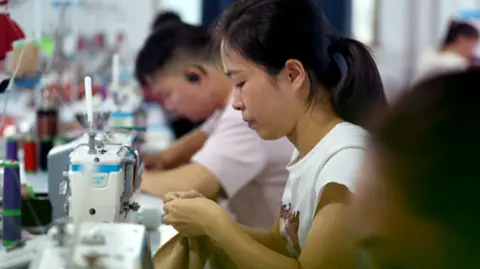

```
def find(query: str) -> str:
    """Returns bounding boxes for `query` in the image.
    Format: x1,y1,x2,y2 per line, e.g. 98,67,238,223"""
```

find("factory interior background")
8,0,480,101
0,0,479,268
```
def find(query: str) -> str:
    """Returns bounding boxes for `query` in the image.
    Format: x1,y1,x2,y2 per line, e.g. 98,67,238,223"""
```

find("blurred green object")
40,37,55,56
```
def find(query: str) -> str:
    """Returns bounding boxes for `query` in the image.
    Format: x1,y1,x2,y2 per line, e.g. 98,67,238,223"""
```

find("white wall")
352,0,376,44
8,0,201,51
162,0,201,26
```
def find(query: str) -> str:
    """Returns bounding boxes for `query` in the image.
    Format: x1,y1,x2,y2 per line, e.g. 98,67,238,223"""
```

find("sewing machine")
48,134,87,220
48,128,142,221
64,129,143,224
107,82,147,131
0,220,153,269
49,59,145,221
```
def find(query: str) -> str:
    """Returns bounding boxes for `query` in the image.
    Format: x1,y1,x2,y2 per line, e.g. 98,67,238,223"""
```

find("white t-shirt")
192,104,294,229
413,49,469,83
279,122,367,257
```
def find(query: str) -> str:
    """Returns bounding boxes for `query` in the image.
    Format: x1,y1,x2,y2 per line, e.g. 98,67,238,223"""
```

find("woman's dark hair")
371,68,480,242
151,11,182,31
135,22,210,86
443,20,479,46
214,0,386,128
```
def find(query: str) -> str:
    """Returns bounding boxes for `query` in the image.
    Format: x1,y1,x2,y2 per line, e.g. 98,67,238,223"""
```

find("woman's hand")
163,190,205,203
163,197,230,237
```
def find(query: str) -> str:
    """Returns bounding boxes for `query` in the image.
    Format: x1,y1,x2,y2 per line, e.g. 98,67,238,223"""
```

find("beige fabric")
10,42,39,77
153,234,238,269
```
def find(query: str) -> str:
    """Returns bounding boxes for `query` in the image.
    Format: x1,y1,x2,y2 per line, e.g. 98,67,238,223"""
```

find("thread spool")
38,138,53,171
6,136,18,161
36,108,57,171
23,135,37,173
1,160,22,248
36,108,58,139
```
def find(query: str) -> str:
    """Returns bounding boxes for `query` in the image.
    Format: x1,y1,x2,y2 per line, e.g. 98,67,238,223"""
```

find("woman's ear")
284,59,307,91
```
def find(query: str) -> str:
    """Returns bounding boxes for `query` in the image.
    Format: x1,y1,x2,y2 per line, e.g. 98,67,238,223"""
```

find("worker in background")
135,20,294,229
414,20,479,82
161,0,386,268
141,11,201,139
137,13,210,170
354,69,480,269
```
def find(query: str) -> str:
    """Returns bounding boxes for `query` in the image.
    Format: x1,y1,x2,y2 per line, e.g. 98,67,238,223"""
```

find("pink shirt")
193,104,293,229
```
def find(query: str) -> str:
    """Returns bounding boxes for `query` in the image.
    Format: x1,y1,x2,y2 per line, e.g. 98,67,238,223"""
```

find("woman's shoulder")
287,122,367,172
326,122,368,149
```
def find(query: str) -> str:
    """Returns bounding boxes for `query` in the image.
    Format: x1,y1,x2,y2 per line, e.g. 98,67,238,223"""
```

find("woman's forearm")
240,225,290,255
203,225,289,266
206,219,299,269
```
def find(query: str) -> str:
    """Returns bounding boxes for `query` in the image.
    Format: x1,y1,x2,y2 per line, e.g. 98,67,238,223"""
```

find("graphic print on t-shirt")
279,203,301,256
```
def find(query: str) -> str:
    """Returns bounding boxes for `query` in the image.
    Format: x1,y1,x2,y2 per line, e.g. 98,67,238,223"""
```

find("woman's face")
353,150,449,269
220,46,304,140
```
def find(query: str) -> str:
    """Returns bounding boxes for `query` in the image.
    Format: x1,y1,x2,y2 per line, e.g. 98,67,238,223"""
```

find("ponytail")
327,38,387,129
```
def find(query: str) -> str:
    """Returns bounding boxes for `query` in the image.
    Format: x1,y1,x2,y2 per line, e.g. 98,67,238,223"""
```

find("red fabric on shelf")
0,13,25,60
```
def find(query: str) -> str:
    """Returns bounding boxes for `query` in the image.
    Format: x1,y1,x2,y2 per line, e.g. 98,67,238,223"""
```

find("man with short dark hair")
140,12,200,140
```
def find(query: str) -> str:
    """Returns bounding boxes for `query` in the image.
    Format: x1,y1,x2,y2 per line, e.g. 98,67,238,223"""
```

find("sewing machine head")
107,81,146,133
28,220,153,269
65,130,143,225
49,129,144,222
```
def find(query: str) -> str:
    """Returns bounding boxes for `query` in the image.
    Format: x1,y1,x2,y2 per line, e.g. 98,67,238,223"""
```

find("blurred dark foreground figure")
353,68,480,269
